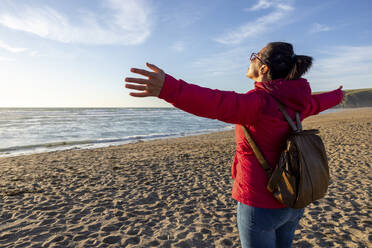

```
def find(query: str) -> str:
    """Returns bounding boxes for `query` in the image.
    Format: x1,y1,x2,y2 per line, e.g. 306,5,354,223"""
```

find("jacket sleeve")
303,88,344,118
158,74,263,125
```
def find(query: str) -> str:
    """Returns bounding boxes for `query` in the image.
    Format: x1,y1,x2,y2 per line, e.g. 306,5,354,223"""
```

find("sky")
0,0,371,108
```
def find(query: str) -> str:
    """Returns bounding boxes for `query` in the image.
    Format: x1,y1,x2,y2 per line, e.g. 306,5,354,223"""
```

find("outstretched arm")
304,86,345,118
125,63,262,125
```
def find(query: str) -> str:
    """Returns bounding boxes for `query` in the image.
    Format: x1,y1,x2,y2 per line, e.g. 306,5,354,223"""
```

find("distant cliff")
339,88,372,108
314,88,372,108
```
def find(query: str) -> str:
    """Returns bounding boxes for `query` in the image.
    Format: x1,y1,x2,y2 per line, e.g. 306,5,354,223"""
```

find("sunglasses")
250,52,265,65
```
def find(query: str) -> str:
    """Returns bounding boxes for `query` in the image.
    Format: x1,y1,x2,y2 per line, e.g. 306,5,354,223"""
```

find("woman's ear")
260,64,269,75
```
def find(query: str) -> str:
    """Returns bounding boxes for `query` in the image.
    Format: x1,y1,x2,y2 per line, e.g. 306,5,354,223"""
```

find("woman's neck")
255,74,269,83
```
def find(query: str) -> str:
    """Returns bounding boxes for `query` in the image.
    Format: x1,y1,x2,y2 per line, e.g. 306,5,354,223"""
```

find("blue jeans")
237,202,304,248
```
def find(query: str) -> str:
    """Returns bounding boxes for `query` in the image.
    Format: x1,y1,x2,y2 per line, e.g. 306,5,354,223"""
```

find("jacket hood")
254,78,311,112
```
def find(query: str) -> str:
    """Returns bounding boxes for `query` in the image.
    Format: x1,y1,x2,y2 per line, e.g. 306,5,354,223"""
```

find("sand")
0,108,371,248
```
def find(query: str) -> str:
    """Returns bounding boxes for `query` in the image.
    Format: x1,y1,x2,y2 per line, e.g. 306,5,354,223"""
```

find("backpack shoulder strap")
272,98,302,132
240,125,272,178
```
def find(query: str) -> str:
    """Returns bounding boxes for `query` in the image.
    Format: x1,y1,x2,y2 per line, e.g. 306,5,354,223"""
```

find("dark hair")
259,42,313,80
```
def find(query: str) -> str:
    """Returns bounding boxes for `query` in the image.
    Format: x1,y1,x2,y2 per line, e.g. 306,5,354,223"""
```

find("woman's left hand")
337,85,346,102
125,63,165,97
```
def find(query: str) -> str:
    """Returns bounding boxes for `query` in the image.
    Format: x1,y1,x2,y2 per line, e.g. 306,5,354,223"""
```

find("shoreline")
1,107,369,159
0,126,234,158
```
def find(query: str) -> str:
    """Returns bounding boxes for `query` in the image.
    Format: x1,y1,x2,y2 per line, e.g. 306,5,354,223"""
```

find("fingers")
125,63,164,98
130,68,156,78
125,83,147,91
146,62,162,73
129,92,149,97
125,77,149,84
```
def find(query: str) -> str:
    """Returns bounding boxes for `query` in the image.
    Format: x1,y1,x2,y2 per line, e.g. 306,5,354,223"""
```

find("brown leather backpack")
241,99,330,209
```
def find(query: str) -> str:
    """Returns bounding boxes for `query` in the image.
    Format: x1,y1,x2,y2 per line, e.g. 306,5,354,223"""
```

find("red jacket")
159,74,344,208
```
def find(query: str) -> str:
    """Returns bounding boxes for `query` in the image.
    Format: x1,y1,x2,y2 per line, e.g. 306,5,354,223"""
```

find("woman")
124,42,344,248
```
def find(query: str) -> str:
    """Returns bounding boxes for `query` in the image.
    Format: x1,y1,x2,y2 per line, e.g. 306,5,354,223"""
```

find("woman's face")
246,54,260,80
246,47,267,81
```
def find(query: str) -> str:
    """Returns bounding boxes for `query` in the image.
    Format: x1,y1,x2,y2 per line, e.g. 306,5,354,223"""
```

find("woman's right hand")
124,63,165,97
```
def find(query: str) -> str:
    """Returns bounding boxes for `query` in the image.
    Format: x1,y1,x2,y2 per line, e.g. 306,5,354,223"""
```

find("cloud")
307,46,372,90
0,0,153,45
216,0,294,45
245,0,274,11
0,40,27,53
171,41,185,52
309,23,333,33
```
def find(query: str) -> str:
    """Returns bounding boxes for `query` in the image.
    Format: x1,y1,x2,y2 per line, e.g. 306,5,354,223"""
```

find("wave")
0,126,234,157
0,134,175,152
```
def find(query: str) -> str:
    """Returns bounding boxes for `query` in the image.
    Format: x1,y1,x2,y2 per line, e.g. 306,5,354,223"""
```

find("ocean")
0,107,344,158
0,108,233,157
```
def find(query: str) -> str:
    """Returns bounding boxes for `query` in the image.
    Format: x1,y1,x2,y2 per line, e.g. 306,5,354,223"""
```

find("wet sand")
0,108,371,247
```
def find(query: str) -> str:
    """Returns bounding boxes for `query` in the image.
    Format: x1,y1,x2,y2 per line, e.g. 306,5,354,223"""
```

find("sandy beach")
0,108,371,248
